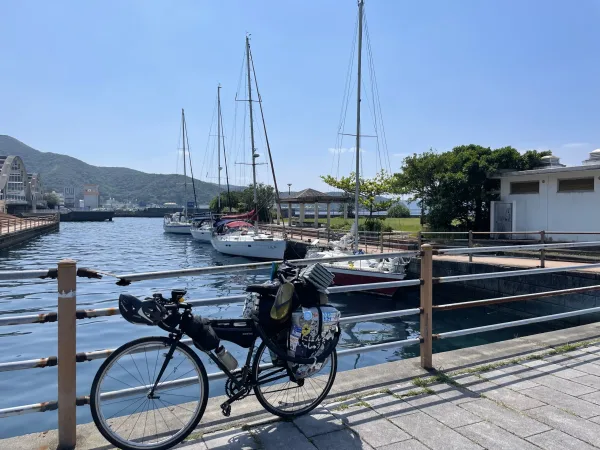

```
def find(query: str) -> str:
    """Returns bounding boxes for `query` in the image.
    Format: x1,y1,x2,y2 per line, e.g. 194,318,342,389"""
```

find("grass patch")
412,377,430,388
549,343,580,355
315,217,421,232
432,371,459,386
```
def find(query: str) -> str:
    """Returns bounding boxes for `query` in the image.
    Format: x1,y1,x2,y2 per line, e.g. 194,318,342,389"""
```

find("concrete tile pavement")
179,342,600,450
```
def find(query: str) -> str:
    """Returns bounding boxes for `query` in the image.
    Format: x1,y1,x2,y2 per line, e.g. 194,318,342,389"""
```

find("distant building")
492,151,600,241
64,187,76,208
0,155,46,213
79,199,85,208
83,184,99,209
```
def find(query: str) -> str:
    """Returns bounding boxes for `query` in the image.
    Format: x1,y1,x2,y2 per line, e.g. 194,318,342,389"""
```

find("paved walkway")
180,342,600,449
436,253,600,274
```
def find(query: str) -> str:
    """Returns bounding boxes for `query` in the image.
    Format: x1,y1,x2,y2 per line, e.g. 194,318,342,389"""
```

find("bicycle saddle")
245,282,280,296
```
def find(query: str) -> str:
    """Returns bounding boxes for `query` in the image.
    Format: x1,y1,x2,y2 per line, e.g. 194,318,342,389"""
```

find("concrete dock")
0,214,59,250
5,321,600,449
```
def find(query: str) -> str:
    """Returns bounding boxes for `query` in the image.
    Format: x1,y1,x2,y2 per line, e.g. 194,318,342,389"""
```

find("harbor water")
0,218,560,438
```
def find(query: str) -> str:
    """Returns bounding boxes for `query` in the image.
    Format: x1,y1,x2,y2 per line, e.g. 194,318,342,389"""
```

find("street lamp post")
287,183,292,196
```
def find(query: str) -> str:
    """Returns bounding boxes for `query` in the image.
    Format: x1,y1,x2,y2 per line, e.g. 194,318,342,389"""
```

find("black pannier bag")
180,314,220,351
245,279,300,337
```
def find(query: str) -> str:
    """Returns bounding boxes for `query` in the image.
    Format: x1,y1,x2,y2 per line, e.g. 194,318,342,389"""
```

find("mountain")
0,135,231,205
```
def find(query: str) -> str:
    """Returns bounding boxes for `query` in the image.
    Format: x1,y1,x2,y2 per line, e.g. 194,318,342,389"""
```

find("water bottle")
216,345,238,371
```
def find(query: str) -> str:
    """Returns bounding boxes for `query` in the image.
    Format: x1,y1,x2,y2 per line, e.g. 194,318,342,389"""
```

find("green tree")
238,183,275,222
209,191,242,213
321,169,395,218
394,145,550,231
44,192,60,209
387,203,410,218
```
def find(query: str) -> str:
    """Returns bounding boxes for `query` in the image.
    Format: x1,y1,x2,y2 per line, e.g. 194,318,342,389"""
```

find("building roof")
280,188,352,204
493,164,600,178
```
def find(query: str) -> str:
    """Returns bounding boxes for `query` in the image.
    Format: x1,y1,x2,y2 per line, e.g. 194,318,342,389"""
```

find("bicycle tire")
252,341,337,418
90,336,209,450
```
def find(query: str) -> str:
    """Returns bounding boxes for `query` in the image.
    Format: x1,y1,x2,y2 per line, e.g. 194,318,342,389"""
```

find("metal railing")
4,241,600,446
0,214,59,236
418,230,600,266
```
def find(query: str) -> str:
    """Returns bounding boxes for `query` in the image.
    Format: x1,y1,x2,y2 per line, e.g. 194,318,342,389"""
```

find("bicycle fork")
148,334,181,399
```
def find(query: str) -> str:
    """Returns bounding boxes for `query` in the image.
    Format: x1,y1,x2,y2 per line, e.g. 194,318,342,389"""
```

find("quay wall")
407,258,600,326
0,222,59,250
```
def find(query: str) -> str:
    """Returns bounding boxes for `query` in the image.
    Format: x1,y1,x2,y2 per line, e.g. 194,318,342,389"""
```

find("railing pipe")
439,241,600,255
437,305,600,339
468,231,473,263
115,251,418,283
420,244,433,369
540,230,546,268
339,308,420,324
432,284,600,312
326,279,421,294
57,259,77,449
0,269,53,280
0,308,422,372
435,262,600,284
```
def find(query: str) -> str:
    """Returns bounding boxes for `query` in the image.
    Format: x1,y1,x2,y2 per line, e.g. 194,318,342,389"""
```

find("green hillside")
0,135,229,205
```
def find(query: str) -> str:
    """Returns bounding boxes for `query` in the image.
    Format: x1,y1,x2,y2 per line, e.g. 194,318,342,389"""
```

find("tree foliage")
209,191,243,213
44,192,60,209
387,203,411,218
321,169,395,218
394,145,551,231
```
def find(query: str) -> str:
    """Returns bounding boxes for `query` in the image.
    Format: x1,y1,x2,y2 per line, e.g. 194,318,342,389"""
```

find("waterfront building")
0,155,45,213
83,184,99,209
63,187,75,208
492,151,600,241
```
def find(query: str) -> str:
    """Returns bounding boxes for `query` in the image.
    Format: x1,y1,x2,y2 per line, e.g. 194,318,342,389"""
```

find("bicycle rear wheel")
90,336,208,450
252,341,337,418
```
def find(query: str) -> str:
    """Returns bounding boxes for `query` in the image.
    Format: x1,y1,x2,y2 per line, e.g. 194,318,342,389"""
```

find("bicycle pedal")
221,403,231,417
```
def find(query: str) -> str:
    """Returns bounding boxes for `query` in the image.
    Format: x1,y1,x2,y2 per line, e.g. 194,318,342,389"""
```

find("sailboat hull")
211,236,286,260
191,228,212,242
163,223,191,234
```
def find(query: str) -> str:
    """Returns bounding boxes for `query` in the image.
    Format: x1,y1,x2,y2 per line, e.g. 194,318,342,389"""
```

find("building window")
558,177,595,193
510,181,539,194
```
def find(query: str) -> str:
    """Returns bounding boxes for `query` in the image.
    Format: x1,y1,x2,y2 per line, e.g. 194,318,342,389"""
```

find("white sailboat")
211,36,286,260
164,109,197,234
305,0,414,295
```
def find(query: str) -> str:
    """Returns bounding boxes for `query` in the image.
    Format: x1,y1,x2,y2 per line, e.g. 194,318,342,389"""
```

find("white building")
83,184,99,209
492,151,600,241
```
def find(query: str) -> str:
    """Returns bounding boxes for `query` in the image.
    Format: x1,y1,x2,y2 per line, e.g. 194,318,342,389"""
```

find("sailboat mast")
246,36,258,218
182,108,188,217
217,85,222,211
354,0,364,250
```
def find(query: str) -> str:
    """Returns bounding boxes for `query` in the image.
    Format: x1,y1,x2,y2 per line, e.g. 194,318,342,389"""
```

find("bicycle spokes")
93,340,205,449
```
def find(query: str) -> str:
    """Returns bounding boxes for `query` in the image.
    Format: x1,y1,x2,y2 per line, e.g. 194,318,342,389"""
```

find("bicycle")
90,263,340,450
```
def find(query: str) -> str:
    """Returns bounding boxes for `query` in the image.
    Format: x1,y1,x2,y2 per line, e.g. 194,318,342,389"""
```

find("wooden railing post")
468,230,473,263
540,230,546,268
57,259,77,449
380,232,384,252
417,231,422,249
327,227,331,244
420,244,433,369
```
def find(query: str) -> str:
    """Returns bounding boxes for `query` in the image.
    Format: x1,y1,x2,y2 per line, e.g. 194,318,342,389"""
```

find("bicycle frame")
148,300,339,416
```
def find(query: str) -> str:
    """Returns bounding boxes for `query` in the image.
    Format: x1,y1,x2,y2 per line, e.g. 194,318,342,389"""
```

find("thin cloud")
328,147,366,154
561,142,590,149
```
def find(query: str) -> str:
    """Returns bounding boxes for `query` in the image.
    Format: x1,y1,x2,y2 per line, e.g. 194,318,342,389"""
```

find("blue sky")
2,0,600,192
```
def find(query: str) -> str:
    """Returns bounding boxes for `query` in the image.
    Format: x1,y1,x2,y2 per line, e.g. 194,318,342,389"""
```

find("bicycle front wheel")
90,336,208,450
